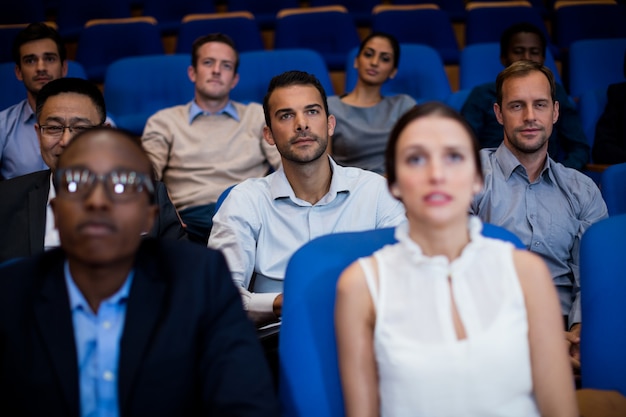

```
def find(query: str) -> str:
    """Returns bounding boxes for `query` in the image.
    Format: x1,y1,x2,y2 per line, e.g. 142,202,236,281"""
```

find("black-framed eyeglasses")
54,167,155,203
39,124,99,138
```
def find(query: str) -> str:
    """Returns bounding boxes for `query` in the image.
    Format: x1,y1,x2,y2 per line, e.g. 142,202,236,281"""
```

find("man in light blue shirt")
0,22,67,180
209,71,406,324
470,61,607,376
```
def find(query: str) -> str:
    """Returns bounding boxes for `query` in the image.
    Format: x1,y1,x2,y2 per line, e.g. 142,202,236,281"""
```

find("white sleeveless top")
360,217,539,417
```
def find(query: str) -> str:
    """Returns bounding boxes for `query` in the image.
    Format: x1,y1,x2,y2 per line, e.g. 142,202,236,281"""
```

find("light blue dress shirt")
188,100,239,124
0,99,47,179
209,156,406,315
64,262,134,417
471,144,608,326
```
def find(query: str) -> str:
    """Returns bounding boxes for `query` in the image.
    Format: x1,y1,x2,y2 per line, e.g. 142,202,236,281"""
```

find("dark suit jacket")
593,82,626,164
0,239,278,417
0,169,186,263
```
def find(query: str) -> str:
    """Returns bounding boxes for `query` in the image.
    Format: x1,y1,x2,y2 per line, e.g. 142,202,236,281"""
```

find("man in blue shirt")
461,22,590,171
471,60,607,378
0,22,67,179
0,127,277,417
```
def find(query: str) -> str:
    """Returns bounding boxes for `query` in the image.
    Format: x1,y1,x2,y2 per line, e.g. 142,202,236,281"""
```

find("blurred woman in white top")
335,102,577,417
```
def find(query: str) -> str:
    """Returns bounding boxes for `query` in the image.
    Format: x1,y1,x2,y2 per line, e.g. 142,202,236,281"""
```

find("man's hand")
272,293,283,318
565,323,581,374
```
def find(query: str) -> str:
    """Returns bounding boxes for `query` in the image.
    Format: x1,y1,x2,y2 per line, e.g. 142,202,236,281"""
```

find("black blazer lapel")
28,173,49,255
33,252,80,417
118,242,168,412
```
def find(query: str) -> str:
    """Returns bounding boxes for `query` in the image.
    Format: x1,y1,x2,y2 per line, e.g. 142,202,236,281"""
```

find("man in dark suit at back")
0,126,277,416
0,77,185,263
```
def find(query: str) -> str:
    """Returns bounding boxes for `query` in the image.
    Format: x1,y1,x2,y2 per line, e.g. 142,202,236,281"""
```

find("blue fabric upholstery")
600,162,626,216
75,19,164,83
103,54,193,135
279,223,524,417
273,9,361,71
176,14,264,53
0,61,86,112
142,0,216,35
568,38,626,100
232,49,335,103
459,42,562,90
580,213,626,396
371,7,460,65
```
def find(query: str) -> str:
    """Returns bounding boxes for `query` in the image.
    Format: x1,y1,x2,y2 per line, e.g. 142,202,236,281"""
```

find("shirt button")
534,242,541,246
103,371,114,381
103,321,111,329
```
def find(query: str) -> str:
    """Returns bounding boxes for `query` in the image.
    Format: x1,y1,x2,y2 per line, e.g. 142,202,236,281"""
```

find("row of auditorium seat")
3,0,625,47
3,37,622,161
2,1,625,81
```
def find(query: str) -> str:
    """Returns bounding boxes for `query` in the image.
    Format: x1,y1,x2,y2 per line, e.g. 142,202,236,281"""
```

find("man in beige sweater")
142,33,280,243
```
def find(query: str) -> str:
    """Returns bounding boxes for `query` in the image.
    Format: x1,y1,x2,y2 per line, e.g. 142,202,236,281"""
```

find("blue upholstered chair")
371,4,460,65
176,12,264,53
103,54,193,135
55,0,131,41
231,49,335,104
459,42,562,90
0,60,86,112
279,224,525,417
273,6,361,71
75,17,164,83
344,43,452,103
142,0,216,35
553,1,626,53
578,88,608,153
600,162,626,216
225,0,300,30
465,2,558,58
568,38,626,100
580,213,626,396
308,0,381,27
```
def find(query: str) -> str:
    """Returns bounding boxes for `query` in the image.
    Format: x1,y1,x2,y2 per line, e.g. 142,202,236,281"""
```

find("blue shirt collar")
188,100,239,124
269,156,351,204
495,143,552,183
64,261,134,314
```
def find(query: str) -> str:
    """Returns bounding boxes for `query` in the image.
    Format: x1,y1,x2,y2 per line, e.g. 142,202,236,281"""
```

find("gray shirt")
329,94,416,175
470,144,608,326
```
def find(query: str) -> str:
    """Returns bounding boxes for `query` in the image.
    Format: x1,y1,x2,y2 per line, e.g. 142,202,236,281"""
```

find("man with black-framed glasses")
0,126,277,416
0,78,185,263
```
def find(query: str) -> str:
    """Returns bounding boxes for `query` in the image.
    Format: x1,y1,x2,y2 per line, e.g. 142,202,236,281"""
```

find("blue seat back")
554,3,626,52
600,162,626,216
273,9,361,71
226,0,300,29
0,61,87,112
104,54,193,135
460,42,562,90
142,0,216,35
279,223,524,417
75,20,164,83
568,38,626,100
578,88,608,152
371,7,460,65
55,0,131,40
344,43,451,102
465,5,556,56
176,14,264,53
232,49,335,104
580,214,626,396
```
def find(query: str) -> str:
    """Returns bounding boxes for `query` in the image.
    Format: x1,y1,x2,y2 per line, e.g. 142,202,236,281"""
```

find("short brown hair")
496,60,556,107
190,33,239,72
